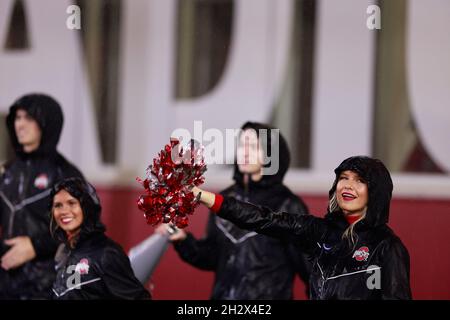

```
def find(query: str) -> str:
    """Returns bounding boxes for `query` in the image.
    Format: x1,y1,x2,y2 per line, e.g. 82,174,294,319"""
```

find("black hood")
6,93,64,157
327,156,393,227
233,121,290,188
50,177,106,244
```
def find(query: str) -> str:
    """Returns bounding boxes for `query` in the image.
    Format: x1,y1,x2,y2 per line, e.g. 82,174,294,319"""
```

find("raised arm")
192,187,327,249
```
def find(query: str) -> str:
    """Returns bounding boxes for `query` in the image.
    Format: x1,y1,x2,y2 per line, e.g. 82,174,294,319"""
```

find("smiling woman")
52,189,84,244
50,178,151,300
335,171,368,216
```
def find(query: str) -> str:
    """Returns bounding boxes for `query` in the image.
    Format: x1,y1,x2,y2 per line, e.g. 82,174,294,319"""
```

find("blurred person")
157,122,311,299
50,178,151,299
0,93,83,299
192,156,412,299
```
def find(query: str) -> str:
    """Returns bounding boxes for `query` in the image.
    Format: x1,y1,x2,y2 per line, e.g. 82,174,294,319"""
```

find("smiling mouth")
60,217,74,225
342,192,357,201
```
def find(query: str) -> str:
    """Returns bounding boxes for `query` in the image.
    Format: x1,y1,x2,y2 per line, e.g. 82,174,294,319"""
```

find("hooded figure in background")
204,155,412,299
50,178,151,299
0,93,83,299
156,122,311,300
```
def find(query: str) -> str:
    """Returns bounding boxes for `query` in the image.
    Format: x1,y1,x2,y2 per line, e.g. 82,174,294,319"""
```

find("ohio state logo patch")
75,258,90,275
352,246,370,262
34,174,49,189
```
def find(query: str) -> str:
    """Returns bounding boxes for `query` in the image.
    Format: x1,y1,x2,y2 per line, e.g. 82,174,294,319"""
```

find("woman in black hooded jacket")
192,156,412,300
50,177,151,299
157,122,311,299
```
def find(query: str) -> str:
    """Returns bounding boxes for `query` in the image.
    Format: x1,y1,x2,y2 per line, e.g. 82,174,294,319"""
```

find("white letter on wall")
407,0,450,172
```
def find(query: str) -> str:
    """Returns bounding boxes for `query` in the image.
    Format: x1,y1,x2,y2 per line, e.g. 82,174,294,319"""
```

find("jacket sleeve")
101,246,152,299
173,213,220,271
30,231,58,258
282,196,312,291
29,189,59,258
217,196,327,252
380,237,412,300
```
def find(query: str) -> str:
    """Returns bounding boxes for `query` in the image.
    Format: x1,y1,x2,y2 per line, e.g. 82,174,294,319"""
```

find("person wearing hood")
156,122,311,299
192,156,412,300
0,93,84,299
50,177,151,299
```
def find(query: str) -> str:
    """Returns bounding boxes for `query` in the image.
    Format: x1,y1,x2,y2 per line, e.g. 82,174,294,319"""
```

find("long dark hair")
50,177,106,244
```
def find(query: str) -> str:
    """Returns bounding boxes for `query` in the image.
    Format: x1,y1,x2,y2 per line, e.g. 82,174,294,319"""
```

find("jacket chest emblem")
352,246,370,262
75,258,90,275
34,173,49,189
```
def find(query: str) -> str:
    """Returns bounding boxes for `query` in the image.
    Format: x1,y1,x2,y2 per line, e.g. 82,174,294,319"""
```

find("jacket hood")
233,121,291,188
6,93,64,157
50,177,106,244
327,156,393,227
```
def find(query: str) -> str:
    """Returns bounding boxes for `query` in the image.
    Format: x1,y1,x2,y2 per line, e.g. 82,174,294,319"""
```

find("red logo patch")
34,174,49,189
75,258,90,275
352,246,370,262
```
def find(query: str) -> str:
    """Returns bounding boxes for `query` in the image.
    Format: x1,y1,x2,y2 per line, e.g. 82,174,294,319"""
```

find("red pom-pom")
136,138,207,228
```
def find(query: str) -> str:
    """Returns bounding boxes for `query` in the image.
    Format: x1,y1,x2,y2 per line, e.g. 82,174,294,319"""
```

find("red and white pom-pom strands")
137,138,207,228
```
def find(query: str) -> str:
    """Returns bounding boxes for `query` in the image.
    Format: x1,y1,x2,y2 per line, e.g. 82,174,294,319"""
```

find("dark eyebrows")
52,201,62,207
339,171,349,177
53,194,78,206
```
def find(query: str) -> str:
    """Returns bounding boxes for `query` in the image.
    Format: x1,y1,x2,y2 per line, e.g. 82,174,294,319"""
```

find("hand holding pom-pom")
137,138,207,228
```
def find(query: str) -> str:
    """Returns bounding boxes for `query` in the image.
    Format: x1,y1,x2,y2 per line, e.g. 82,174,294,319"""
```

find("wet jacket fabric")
52,233,151,300
0,94,83,299
175,122,311,300
215,156,412,300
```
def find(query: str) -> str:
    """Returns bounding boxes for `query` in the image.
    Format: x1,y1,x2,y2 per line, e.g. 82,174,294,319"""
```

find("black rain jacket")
52,233,151,300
